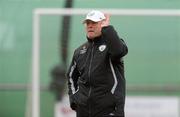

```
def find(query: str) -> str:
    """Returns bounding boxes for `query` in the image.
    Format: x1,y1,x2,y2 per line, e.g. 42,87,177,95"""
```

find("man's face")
85,20,102,39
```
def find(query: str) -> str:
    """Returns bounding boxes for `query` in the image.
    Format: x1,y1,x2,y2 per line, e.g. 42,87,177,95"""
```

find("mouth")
88,30,94,33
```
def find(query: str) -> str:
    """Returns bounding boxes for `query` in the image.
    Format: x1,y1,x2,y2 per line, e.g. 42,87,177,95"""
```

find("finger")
104,14,110,21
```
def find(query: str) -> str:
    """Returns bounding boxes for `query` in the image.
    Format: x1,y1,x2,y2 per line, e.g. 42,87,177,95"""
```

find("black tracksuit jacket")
67,26,128,117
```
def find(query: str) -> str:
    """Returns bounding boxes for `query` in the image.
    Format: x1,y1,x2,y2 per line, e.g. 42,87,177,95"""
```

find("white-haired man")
67,10,128,117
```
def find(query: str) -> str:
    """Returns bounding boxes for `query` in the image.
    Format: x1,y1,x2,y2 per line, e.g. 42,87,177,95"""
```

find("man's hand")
101,14,110,27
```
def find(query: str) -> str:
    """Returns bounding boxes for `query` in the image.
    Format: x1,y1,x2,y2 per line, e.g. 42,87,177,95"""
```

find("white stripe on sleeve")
69,61,77,94
109,59,118,94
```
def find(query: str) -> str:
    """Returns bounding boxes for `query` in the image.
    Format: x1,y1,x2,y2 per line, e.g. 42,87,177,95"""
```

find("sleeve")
102,26,127,116
102,25,128,61
66,52,80,110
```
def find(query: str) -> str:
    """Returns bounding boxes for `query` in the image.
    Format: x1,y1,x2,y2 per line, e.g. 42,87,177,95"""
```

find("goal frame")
32,8,180,117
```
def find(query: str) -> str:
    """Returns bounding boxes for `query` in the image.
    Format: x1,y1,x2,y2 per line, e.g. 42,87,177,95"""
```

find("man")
67,10,128,117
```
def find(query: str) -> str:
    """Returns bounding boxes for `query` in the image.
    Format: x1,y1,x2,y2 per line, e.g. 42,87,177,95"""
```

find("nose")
87,23,93,28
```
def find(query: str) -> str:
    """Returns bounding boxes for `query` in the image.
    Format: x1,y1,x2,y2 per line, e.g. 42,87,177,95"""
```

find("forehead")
84,20,97,24
84,20,102,25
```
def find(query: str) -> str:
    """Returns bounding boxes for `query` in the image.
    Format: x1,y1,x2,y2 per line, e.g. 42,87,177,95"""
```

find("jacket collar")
87,35,104,44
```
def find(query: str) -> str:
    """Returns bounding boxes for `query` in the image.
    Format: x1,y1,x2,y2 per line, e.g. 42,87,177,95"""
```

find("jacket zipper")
88,42,94,117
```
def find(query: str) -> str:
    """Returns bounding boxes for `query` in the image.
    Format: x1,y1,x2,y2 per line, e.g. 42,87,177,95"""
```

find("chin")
88,37,94,40
88,35,95,39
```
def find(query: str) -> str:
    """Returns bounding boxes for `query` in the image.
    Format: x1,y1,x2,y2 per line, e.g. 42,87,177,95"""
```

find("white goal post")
32,8,180,117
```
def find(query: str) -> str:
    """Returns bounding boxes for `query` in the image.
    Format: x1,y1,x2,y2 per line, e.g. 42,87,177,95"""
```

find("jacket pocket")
96,92,117,109
73,91,87,106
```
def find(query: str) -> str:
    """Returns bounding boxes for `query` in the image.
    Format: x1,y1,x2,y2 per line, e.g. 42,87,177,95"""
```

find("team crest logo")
99,45,106,52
